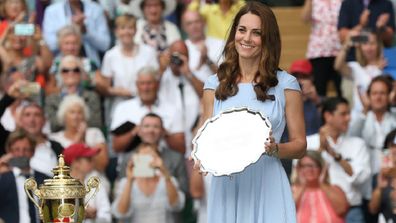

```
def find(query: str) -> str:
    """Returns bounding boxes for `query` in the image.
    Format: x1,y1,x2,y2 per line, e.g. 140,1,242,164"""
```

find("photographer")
112,143,185,223
158,40,203,157
334,30,386,121
0,129,48,223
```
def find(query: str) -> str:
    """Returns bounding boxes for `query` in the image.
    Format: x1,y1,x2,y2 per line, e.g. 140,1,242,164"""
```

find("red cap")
289,59,312,76
63,143,100,165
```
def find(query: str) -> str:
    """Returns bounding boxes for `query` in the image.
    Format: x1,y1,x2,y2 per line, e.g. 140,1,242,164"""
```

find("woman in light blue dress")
199,2,307,222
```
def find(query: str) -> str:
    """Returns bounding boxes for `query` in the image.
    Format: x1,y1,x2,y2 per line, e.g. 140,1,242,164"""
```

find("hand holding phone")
19,82,40,95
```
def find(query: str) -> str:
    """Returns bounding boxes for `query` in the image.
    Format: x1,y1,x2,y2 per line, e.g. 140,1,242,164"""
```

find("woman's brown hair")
215,1,280,101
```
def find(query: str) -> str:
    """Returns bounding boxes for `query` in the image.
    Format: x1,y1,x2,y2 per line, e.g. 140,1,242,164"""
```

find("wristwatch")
334,153,342,162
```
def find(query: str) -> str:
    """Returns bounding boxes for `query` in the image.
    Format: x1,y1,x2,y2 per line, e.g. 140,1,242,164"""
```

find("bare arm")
301,0,312,23
117,161,134,214
292,184,306,208
321,184,349,216
279,90,307,159
185,71,204,98
190,168,205,198
164,133,186,154
200,89,215,127
334,44,352,78
112,127,139,153
93,143,109,172
162,169,180,207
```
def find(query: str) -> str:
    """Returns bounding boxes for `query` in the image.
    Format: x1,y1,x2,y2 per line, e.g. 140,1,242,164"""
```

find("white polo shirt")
110,97,184,134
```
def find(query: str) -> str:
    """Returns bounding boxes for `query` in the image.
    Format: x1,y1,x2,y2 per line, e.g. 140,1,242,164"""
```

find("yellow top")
188,0,245,40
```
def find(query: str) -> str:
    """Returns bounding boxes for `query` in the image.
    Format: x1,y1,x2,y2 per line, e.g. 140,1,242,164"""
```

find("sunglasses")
61,67,81,74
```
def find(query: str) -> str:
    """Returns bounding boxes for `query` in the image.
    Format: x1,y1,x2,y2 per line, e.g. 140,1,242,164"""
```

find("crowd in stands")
0,0,395,222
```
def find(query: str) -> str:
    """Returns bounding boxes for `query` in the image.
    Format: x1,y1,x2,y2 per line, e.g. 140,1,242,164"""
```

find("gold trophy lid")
41,155,84,188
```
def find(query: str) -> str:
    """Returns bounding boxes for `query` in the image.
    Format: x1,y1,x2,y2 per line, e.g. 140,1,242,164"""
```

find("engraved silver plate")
191,107,272,176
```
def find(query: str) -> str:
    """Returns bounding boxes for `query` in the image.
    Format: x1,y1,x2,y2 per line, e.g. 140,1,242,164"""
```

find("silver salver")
191,107,272,176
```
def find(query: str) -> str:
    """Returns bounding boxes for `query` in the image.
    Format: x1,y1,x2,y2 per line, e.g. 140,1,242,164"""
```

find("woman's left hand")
264,131,278,156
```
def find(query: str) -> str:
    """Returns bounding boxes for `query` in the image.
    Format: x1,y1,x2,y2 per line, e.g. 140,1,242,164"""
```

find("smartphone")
20,82,40,95
9,156,30,169
351,34,369,44
133,154,155,178
14,23,35,36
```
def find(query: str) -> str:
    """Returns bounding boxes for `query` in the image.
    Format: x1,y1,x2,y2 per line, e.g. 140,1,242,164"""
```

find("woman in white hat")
131,0,181,52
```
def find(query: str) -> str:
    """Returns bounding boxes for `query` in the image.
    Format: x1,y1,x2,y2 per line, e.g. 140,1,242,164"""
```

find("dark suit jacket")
0,170,48,223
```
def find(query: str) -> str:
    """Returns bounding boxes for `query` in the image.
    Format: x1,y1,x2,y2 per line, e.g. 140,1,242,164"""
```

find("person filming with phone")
111,142,185,223
334,30,386,121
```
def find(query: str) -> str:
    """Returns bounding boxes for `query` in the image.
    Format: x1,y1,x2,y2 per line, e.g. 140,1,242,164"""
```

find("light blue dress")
204,71,300,223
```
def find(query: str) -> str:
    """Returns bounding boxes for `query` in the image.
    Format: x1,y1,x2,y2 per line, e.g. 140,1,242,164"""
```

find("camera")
170,53,183,66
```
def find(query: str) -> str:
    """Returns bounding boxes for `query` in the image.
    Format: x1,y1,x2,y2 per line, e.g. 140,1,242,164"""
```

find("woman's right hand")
7,80,29,99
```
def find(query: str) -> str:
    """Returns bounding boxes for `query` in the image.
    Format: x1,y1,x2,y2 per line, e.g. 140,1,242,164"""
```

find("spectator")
289,59,322,136
63,143,112,223
349,76,396,176
181,10,224,80
318,97,371,223
337,0,395,55
45,55,102,132
0,25,46,82
98,14,158,106
292,151,349,223
117,113,188,193
187,0,245,40
110,66,185,154
0,79,63,176
301,0,343,97
158,40,203,156
348,76,396,222
42,0,111,66
47,25,101,93
130,0,181,52
111,143,185,223
0,129,48,223
50,95,108,173
0,0,29,37
334,30,386,120
369,129,396,222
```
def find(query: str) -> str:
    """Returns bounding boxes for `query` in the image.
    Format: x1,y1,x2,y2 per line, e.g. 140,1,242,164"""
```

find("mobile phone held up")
20,82,41,95
133,154,156,178
351,34,369,44
14,23,35,36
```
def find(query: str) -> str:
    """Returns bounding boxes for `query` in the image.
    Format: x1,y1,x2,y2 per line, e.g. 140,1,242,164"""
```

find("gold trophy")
24,155,100,223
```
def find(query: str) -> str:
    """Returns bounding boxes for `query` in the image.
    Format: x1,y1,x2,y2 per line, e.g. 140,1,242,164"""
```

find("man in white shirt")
318,97,371,223
111,66,185,154
159,40,204,157
181,10,224,82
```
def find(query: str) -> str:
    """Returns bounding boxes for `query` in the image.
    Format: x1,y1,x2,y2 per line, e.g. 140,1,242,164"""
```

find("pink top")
297,188,345,223
306,0,342,59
